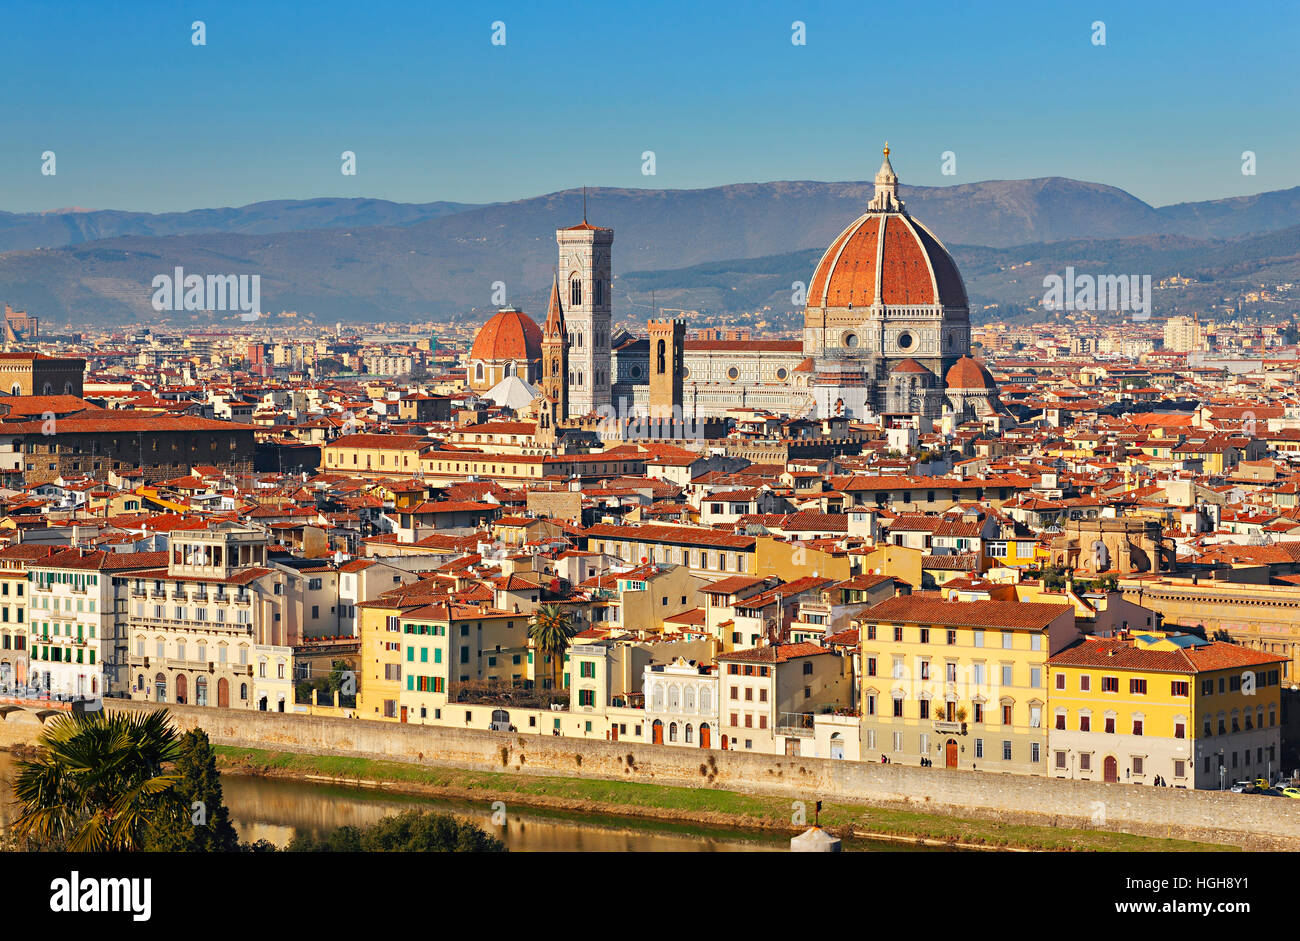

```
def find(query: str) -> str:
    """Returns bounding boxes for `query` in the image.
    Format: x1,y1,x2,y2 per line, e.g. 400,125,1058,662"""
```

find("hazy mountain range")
621,225,1300,320
1,179,1297,325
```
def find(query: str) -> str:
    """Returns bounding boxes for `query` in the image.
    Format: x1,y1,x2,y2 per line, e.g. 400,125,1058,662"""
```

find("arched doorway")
154,673,167,702
831,733,845,760
1104,755,1118,783
652,720,664,745
217,677,230,708
721,735,729,750
610,724,618,742
945,739,958,768
195,676,208,707
700,723,711,748
15,660,24,685
258,696,268,711
175,674,187,704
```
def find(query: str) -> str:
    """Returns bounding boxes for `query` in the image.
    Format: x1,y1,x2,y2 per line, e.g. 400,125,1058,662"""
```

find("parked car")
1281,787,1300,799
1254,778,1271,789
1230,780,1253,793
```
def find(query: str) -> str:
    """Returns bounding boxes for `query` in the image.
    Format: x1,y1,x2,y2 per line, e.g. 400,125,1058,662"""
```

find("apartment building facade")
28,549,167,699
856,595,1080,773
123,526,294,711
1048,632,1288,789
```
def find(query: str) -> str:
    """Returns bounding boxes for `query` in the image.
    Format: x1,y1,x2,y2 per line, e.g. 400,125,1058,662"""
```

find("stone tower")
556,217,613,416
647,318,685,417
540,274,568,430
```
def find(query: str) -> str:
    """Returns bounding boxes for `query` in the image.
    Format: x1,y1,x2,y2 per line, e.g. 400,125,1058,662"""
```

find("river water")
0,751,942,852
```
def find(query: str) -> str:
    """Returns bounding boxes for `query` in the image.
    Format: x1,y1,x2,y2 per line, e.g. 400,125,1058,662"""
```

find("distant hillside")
1,179,1298,324
617,225,1300,320
0,198,482,252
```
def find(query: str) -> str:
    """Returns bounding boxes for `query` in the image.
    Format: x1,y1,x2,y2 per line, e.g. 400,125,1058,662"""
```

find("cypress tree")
143,729,240,852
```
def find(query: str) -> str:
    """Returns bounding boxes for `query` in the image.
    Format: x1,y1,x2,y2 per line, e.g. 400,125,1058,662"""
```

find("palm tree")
11,709,183,851
528,604,576,691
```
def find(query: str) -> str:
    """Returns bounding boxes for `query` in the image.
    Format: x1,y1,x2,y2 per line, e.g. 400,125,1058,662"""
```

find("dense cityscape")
1,0,1296,925
1,149,1296,801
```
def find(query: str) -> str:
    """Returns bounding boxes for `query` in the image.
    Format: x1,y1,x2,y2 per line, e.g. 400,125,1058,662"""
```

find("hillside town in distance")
2,149,1298,800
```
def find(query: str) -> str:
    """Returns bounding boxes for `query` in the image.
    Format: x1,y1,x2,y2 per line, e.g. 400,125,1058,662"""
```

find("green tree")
11,710,182,852
286,810,504,852
141,729,239,852
528,603,576,690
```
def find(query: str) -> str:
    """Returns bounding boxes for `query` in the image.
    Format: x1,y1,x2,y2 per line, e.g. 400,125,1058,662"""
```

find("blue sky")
1,0,1296,213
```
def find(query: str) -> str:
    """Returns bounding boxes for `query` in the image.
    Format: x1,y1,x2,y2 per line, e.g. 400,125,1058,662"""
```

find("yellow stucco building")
856,595,1080,774
1047,631,1288,789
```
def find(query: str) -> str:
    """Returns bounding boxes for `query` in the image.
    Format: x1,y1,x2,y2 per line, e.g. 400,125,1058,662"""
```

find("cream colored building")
124,525,294,711
642,657,720,748
1163,315,1206,353
718,642,853,755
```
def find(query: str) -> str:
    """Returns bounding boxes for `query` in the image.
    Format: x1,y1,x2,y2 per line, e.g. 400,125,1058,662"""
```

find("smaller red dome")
471,308,542,362
945,356,996,390
891,358,932,375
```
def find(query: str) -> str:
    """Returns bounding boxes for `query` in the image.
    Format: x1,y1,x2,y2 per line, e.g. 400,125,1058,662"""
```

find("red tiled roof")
862,594,1073,631
1049,635,1289,674
717,642,831,663
584,523,755,550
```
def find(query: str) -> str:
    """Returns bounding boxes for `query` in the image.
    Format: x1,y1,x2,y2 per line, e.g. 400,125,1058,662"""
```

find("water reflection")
0,751,940,852
220,773,787,852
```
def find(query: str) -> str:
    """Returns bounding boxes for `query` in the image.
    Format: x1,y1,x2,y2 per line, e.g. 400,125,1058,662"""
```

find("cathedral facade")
470,146,1003,426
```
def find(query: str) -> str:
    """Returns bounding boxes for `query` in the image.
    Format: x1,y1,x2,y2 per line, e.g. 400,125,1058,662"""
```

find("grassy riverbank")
213,745,1234,852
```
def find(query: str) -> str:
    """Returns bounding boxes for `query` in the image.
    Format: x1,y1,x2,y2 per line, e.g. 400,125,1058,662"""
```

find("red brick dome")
471,307,542,362
806,147,968,311
945,356,996,390
891,357,932,374
806,212,968,310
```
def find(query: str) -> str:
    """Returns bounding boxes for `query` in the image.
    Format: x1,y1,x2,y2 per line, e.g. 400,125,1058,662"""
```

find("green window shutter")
420,649,428,663
406,647,414,662
407,676,414,691
434,649,442,664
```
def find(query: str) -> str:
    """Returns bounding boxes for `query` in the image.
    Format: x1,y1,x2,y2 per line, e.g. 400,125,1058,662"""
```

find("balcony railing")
165,657,214,672
776,712,816,736
934,720,966,734
127,614,251,635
